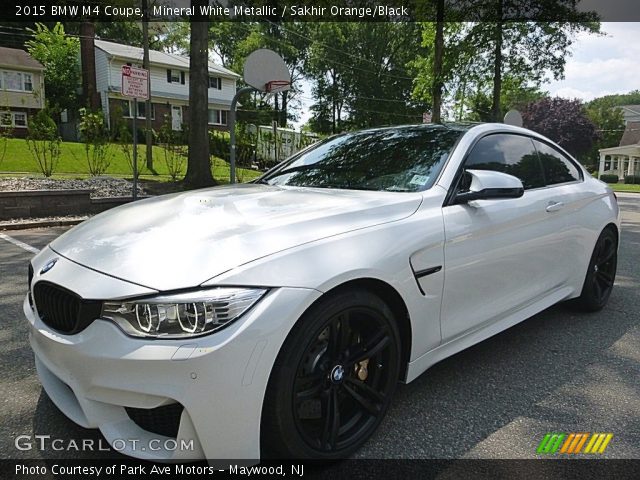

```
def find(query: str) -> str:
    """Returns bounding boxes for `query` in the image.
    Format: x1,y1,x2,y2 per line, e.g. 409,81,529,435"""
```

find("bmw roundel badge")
40,258,58,275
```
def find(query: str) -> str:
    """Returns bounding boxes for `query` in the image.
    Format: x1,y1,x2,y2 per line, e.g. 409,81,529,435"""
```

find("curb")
0,218,87,231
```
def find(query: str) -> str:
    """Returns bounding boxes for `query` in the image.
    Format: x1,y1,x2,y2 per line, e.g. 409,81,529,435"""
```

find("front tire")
261,289,401,459
572,228,618,312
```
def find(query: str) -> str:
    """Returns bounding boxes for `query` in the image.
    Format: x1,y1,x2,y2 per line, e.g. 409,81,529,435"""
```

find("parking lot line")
0,233,40,254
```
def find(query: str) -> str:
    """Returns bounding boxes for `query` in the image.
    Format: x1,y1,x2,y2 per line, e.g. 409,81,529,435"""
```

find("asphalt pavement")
0,195,638,462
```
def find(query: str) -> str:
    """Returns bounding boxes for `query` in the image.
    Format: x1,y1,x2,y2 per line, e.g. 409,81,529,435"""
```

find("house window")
13,112,27,127
167,69,185,84
1,111,28,128
121,100,131,118
208,109,228,125
0,71,35,92
0,112,11,127
209,76,222,90
122,100,155,119
23,73,33,91
3,71,23,91
136,101,155,119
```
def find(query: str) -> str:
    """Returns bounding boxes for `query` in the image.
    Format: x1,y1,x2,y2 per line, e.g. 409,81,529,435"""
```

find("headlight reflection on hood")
101,288,268,338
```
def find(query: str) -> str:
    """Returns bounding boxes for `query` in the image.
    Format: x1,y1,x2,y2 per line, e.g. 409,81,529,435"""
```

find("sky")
546,22,640,101
293,22,640,129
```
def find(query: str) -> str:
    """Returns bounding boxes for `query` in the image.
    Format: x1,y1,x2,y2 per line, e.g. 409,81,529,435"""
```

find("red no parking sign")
121,65,149,100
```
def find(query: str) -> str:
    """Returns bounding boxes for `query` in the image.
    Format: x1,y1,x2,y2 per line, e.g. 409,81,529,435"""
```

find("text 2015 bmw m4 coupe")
25,123,620,461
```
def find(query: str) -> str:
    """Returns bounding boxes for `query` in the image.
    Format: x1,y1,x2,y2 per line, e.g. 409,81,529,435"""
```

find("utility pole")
142,0,153,170
432,0,444,123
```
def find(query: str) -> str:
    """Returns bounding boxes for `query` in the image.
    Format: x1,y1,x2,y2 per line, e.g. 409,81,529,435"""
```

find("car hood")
50,184,422,292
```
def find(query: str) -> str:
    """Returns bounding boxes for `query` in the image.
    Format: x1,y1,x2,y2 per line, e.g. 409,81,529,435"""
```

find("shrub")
209,130,230,161
158,115,185,182
0,122,9,167
78,108,112,176
599,174,619,184
209,129,254,168
26,109,61,177
624,175,640,185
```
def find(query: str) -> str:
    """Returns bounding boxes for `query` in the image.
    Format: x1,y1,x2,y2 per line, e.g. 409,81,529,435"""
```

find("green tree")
413,2,600,122
159,115,186,182
306,23,350,134
78,108,112,176
26,109,61,177
25,23,80,116
465,76,547,122
307,23,426,132
464,1,600,121
583,97,626,168
412,22,477,121
208,22,251,68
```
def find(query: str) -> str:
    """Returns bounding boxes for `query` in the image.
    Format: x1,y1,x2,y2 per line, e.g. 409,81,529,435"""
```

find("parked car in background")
24,123,620,461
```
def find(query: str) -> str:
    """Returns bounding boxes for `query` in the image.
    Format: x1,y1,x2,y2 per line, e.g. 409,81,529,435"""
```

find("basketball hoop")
229,49,292,185
265,80,291,94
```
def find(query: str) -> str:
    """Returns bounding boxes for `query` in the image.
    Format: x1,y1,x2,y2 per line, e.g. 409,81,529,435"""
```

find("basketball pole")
229,86,257,184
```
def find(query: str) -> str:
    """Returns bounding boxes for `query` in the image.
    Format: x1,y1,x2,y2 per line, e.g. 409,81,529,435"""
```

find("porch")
598,144,640,180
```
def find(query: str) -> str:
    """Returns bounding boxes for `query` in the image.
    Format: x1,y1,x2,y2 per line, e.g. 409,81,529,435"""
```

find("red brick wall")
108,99,229,136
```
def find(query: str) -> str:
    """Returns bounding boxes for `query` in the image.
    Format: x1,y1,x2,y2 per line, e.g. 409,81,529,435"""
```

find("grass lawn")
0,137,261,184
608,183,640,193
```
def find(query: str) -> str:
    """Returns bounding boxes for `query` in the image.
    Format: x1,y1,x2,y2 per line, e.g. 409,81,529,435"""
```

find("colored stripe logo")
537,433,613,454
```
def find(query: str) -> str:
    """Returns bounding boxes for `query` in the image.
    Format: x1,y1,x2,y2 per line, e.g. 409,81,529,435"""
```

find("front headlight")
101,287,268,339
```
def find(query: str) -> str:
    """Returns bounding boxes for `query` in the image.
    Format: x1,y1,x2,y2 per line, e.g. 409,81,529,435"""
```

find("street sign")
121,65,149,100
121,65,149,201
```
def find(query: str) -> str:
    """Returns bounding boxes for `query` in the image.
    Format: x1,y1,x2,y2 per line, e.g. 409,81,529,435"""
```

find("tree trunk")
491,3,504,122
432,0,445,123
184,9,215,188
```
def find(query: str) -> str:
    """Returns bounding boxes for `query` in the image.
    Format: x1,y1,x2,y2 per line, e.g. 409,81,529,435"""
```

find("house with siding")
598,105,640,180
0,47,45,137
93,40,239,133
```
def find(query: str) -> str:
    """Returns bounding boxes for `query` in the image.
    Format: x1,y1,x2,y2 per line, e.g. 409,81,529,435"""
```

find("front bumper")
24,261,321,461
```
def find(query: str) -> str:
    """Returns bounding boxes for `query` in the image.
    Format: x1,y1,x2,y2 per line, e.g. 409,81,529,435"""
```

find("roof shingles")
94,39,239,79
0,47,43,70
619,121,640,146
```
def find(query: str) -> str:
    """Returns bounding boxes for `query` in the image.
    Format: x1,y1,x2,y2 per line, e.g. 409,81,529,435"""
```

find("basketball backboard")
243,49,291,93
504,109,523,127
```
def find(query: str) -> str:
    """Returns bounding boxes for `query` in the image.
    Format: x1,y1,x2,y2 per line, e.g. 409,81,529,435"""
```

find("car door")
532,139,589,284
440,133,568,342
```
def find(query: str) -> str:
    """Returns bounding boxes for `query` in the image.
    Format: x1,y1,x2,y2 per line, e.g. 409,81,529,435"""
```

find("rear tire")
572,228,617,312
261,289,401,459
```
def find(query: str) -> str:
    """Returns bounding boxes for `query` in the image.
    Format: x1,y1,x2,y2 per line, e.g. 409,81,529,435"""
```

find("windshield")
259,125,466,192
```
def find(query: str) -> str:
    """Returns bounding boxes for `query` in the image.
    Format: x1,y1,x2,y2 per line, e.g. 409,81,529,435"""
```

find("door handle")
546,201,565,213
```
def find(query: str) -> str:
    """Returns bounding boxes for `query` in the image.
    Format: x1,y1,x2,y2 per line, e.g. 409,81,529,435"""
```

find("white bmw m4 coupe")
25,123,620,461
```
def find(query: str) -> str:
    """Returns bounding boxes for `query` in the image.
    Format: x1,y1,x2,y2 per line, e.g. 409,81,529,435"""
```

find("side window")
464,134,545,189
533,140,581,185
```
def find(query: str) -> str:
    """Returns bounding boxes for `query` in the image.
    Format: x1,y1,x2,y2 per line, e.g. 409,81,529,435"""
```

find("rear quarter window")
533,140,581,185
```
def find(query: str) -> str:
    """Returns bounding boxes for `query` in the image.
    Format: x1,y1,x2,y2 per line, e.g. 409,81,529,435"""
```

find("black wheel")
572,228,618,312
262,289,401,459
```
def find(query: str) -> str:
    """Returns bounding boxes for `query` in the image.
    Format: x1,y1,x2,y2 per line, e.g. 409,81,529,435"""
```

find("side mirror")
455,169,524,204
